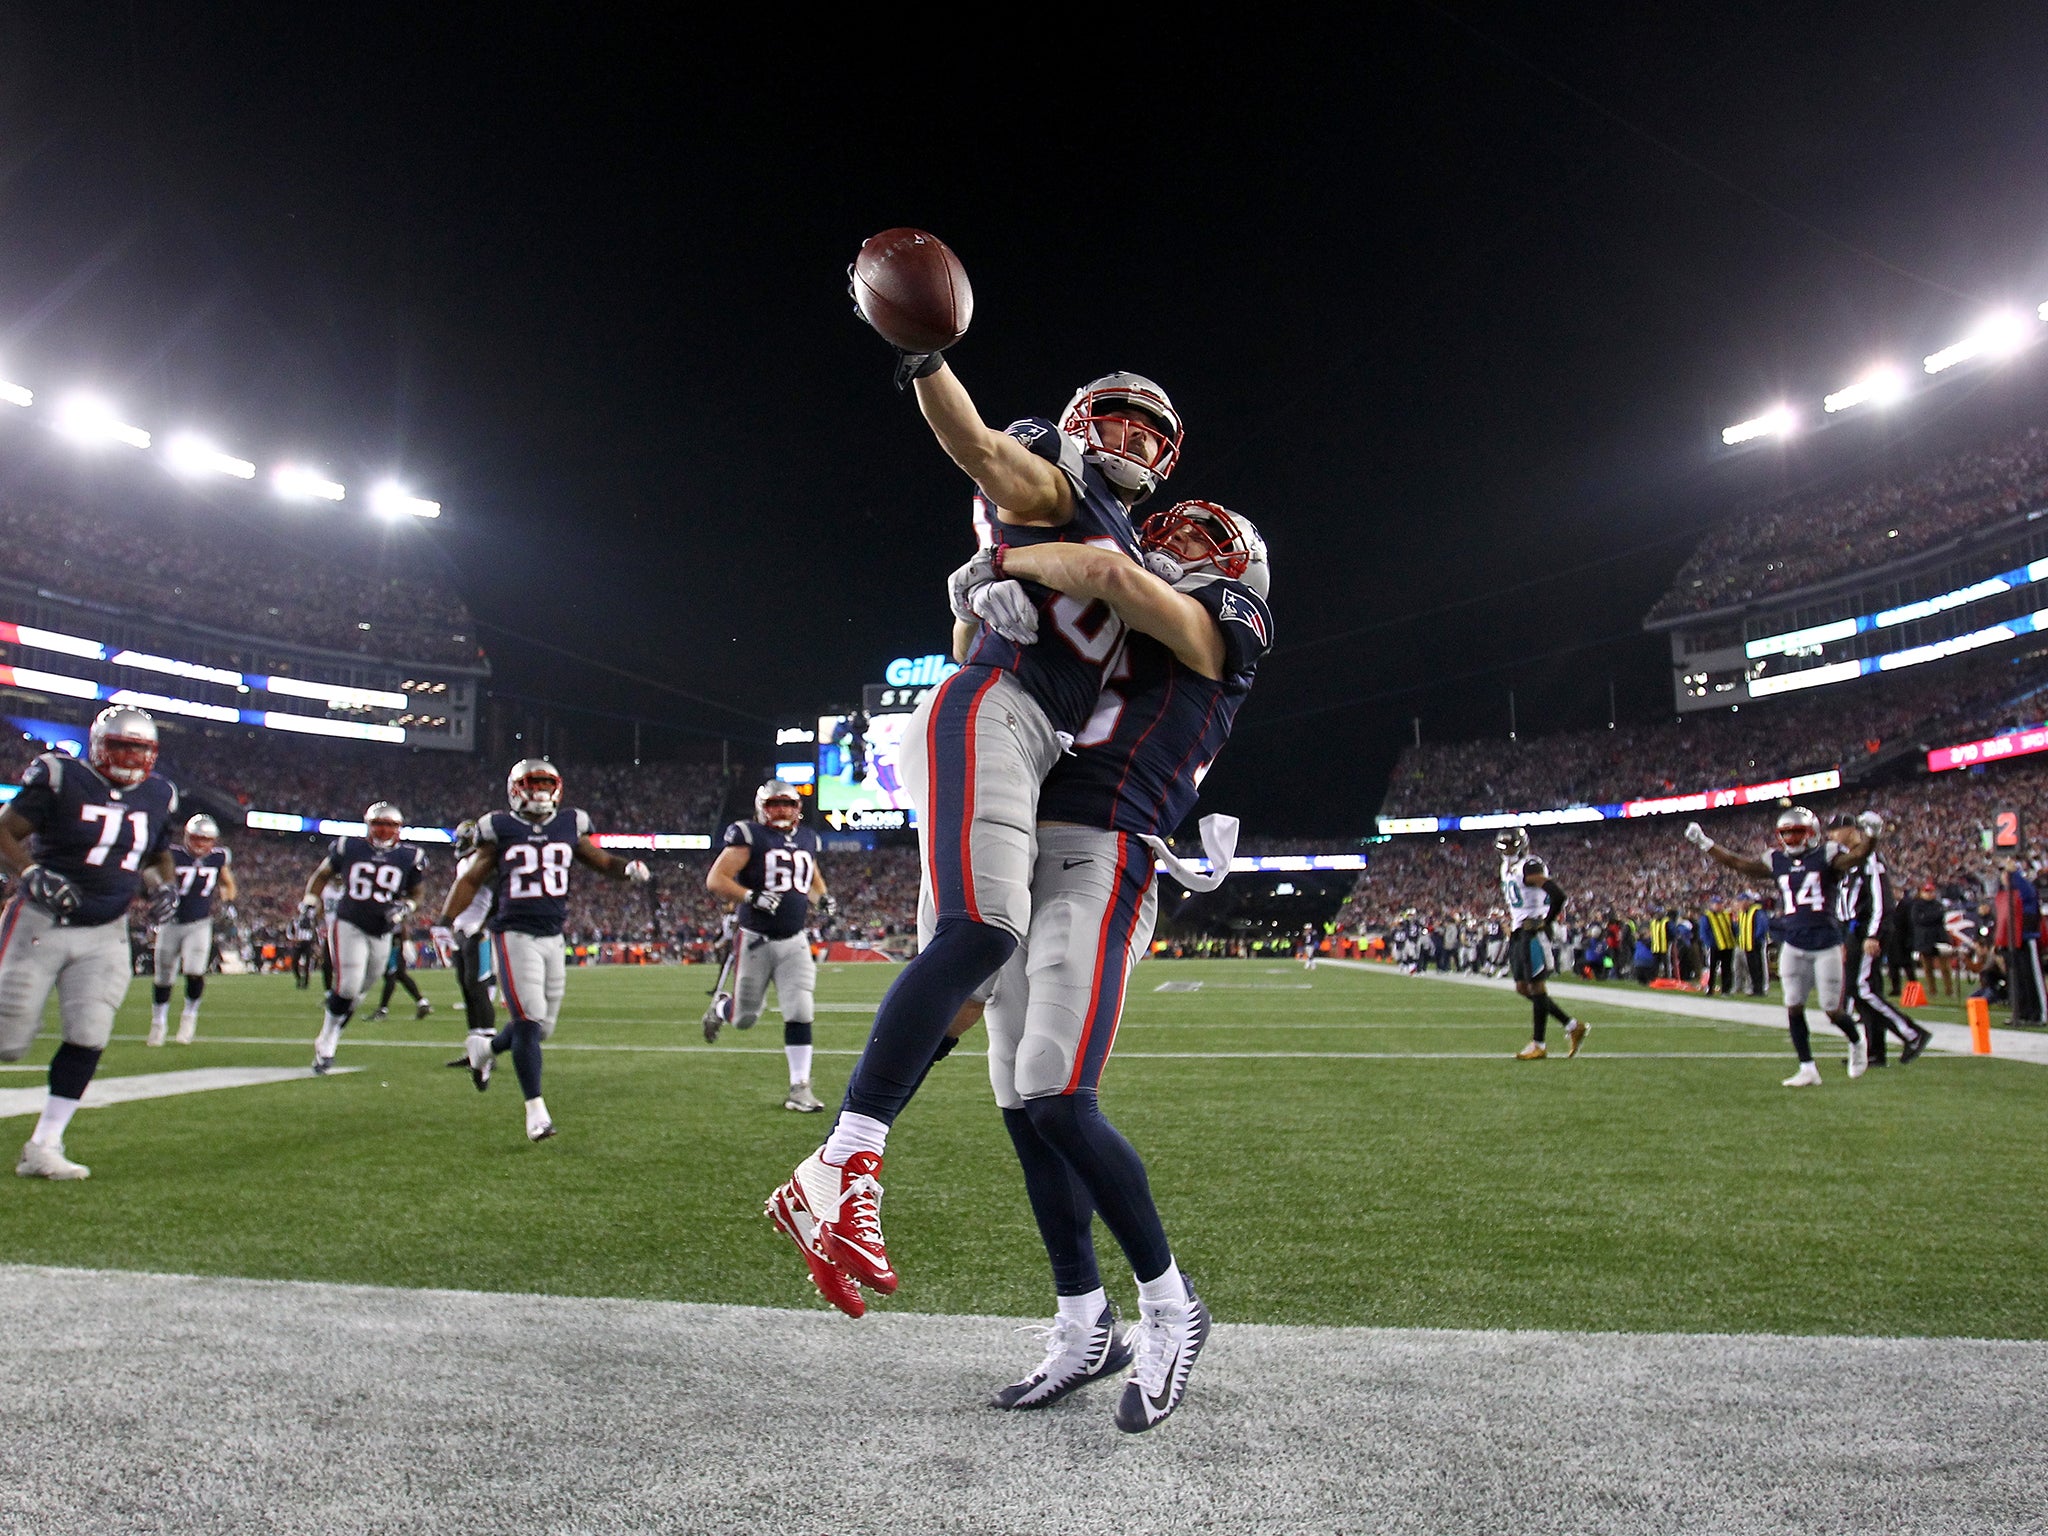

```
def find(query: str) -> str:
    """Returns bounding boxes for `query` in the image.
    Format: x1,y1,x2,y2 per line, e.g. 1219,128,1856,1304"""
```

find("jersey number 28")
505,842,572,899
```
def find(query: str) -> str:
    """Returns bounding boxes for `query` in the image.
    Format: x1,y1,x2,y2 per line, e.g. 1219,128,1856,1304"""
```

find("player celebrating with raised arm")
702,778,837,1113
149,813,235,1046
1685,808,1866,1086
956,500,1272,1432
769,310,1185,1307
301,802,427,1075
0,707,182,1180
437,759,649,1142
1494,828,1588,1061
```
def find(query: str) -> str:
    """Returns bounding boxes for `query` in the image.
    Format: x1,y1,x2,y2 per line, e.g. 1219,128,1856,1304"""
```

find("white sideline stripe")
0,1065,361,1120
1321,958,2048,1066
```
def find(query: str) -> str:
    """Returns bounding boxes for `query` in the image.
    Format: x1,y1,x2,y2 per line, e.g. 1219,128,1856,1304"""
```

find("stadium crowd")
1649,421,2048,619
0,483,479,666
1381,647,2048,817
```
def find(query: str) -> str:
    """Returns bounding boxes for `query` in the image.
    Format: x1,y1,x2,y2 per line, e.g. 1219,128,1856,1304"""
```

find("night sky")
5,6,2048,832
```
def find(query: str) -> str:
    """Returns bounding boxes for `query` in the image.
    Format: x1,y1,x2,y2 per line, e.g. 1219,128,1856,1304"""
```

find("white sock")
822,1110,890,1165
525,1095,549,1122
315,1022,340,1056
151,1004,168,1028
1057,1286,1108,1328
786,1043,813,1085
32,1094,82,1147
1137,1260,1183,1312
181,1003,200,1022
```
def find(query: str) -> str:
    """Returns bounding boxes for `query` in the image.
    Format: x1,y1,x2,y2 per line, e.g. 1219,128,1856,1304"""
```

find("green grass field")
2,959,2043,1339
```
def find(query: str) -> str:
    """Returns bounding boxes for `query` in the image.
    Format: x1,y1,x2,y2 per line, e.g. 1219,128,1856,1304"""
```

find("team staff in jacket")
1734,894,1770,996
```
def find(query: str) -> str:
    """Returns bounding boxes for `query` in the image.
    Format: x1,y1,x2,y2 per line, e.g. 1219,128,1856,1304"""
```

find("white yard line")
0,1066,360,1120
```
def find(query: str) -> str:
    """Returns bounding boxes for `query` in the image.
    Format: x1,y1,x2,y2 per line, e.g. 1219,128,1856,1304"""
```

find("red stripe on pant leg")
0,895,24,969
495,932,527,1020
1065,835,1134,1093
956,672,1001,926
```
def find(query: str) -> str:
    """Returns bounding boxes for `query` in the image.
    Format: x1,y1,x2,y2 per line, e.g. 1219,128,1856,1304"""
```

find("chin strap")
1139,813,1240,893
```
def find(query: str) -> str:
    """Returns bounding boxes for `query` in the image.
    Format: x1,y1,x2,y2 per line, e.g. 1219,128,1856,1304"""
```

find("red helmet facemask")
368,818,403,850
92,733,158,787
1064,395,1183,487
762,796,800,829
1139,501,1254,580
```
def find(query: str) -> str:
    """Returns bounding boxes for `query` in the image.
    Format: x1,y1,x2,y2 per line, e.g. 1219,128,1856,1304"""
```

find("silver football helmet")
1139,500,1270,600
507,757,563,820
184,814,220,853
88,704,158,786
1776,806,1821,853
756,778,802,830
454,818,480,860
365,802,405,849
1061,371,1183,500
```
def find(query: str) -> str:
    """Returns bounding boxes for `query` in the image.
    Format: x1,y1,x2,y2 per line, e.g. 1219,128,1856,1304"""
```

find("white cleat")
993,1306,1134,1410
465,1030,494,1092
1115,1276,1211,1433
175,1015,197,1046
1846,1034,1868,1080
415,998,434,1020
526,1104,557,1142
16,1139,90,1180
783,1079,824,1113
146,1019,167,1048
1783,1061,1823,1088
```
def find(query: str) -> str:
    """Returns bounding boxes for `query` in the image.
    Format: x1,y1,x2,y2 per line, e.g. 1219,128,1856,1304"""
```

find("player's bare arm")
437,843,501,926
912,364,1074,524
951,617,976,664
301,856,336,905
997,541,1227,679
573,834,647,884
0,808,35,877
1684,822,1772,879
139,849,175,895
706,845,754,905
220,865,238,902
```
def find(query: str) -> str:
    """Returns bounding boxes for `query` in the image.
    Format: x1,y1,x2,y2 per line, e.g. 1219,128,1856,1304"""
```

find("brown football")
851,228,973,353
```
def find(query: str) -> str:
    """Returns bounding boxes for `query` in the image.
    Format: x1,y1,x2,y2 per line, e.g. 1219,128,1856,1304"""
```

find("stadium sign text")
883,654,959,688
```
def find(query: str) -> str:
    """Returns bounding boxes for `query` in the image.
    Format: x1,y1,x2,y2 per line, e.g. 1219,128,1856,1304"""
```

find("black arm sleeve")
1544,882,1570,927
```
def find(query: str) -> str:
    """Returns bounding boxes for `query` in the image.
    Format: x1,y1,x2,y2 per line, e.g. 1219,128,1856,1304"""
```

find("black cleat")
1900,1028,1931,1065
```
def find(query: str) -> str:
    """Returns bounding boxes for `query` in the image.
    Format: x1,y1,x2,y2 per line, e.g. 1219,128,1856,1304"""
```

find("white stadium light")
163,432,256,480
53,392,150,449
0,381,30,408
1822,365,1908,414
273,463,346,502
1923,310,2034,374
370,480,441,519
1720,405,1796,447
260,674,408,710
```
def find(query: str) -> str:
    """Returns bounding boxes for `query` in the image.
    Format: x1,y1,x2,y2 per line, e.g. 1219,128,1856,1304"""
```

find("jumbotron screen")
816,711,918,826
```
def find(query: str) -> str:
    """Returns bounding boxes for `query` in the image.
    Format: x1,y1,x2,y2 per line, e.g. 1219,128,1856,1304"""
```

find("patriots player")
0,706,182,1180
1686,808,1866,1086
918,501,1271,1430
300,802,427,1075
772,341,1185,1303
702,778,837,1113
437,759,649,1142
1495,828,1588,1060
149,814,234,1046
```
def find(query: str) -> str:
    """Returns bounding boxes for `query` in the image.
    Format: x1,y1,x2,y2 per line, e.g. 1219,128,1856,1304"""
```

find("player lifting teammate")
301,802,427,1074
1686,807,1866,1086
0,706,183,1180
770,309,1186,1310
1494,828,1587,1060
702,778,837,1113
149,813,235,1046
953,498,1272,1431
437,759,649,1141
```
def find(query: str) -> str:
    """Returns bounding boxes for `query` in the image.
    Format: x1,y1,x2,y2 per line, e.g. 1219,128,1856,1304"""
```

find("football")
851,228,973,353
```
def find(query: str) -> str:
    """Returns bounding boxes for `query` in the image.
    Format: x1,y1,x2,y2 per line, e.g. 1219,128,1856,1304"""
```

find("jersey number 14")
1777,869,1825,914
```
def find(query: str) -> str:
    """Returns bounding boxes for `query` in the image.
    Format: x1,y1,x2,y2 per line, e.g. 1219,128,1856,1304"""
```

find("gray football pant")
985,825,1160,1108
0,898,133,1060
328,918,393,1007
492,929,565,1037
734,930,815,1028
154,918,213,983
1778,943,1844,1010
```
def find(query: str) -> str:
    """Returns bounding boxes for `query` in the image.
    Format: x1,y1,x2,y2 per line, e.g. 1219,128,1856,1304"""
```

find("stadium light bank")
1,368,444,516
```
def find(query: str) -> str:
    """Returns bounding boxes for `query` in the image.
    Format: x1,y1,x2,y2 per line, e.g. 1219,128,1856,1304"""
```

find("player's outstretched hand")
750,889,783,914
146,881,178,925
21,864,82,917
1683,822,1712,850
971,580,1038,645
820,892,840,921
386,898,414,931
625,860,652,885
847,267,946,391
429,925,456,966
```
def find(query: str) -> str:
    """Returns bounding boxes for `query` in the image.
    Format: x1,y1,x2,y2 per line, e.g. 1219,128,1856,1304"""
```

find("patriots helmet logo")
1217,589,1270,647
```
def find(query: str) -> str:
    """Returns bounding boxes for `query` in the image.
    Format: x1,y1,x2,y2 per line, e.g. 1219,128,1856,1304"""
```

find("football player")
1495,829,1588,1061
370,929,431,1020
149,813,235,1046
288,907,317,989
770,335,1185,1303
0,706,182,1179
702,778,837,1113
437,819,498,1041
436,759,649,1142
1686,808,1866,1086
300,802,427,1075
907,501,1272,1430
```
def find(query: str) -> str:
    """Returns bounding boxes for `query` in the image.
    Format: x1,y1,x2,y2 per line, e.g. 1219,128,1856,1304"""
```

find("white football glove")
625,859,651,885
429,925,456,966
946,549,1002,624
970,579,1038,644
1139,548,1185,584
1683,822,1713,850
750,889,783,914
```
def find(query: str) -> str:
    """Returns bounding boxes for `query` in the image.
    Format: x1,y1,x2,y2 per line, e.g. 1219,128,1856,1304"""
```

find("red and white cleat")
766,1173,865,1318
796,1148,898,1295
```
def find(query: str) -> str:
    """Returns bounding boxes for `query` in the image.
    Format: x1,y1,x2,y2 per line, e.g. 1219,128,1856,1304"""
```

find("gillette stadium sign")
882,654,960,688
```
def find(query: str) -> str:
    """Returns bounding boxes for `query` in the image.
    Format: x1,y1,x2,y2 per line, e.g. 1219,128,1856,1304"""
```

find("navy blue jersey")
722,820,821,939
170,845,231,922
481,807,592,937
958,417,1146,737
1769,845,1843,950
9,752,179,926
1038,579,1273,837
327,835,427,937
